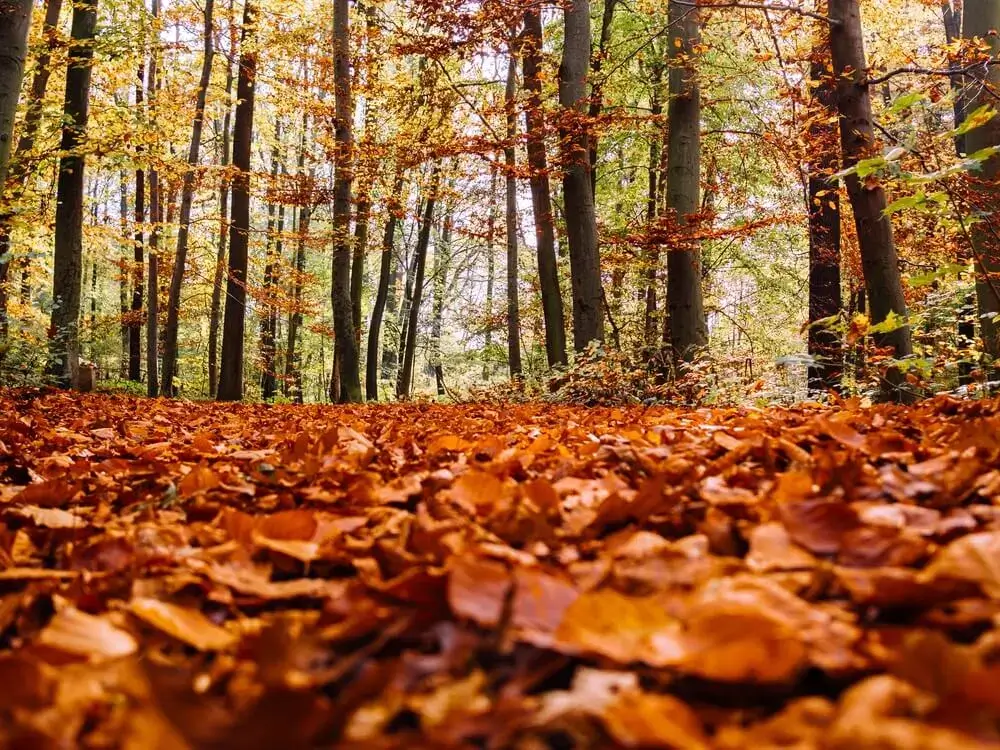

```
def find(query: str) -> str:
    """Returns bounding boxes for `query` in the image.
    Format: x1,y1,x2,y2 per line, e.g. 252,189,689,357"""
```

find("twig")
671,0,836,25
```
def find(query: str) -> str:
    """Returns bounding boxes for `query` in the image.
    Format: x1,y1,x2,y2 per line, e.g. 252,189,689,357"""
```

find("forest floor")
0,389,999,748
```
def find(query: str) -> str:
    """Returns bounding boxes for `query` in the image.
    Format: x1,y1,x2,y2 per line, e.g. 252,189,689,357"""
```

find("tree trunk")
829,0,914,400
366,170,404,400
119,171,129,375
0,0,33,189
130,63,145,382
1,0,61,349
284,110,310,402
217,0,258,401
397,165,439,399
666,0,707,365
505,50,523,377
522,8,567,368
559,0,604,352
806,55,842,394
161,0,215,396
643,57,665,350
587,0,618,197
208,1,236,398
331,0,361,402
48,0,97,388
431,211,450,396
352,189,369,346
483,167,497,379
942,1,967,157
964,0,1000,376
260,126,281,401
145,0,160,398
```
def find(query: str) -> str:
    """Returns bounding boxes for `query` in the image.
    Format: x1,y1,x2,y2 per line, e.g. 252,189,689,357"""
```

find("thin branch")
866,59,1000,87
671,0,837,25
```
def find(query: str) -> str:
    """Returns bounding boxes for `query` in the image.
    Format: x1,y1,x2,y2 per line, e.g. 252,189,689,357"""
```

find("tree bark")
161,0,215,396
666,0,707,366
431,211,450,396
942,1,967,157
587,0,618,197
130,63,145,382
331,0,361,402
145,0,160,398
559,0,604,352
807,55,843,394
259,126,282,400
397,165,439,399
522,8,567,368
643,56,665,350
829,0,914,400
964,0,1000,375
0,0,33,189
505,50,522,377
366,170,404,400
208,0,237,398
48,0,97,388
0,0,62,348
285,110,310,402
217,0,258,401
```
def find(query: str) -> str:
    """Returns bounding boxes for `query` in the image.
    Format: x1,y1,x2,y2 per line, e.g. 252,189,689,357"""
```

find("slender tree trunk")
366,171,404,400
0,0,33,189
119,171,129,375
505,51,523,376
942,1,975,385
260,126,281,400
431,211,450,396
964,0,1000,377
145,0,161,398
352,189,369,346
284,110,310,402
397,165,439,399
559,0,603,352
643,59,665,350
208,3,236,397
806,55,842,393
522,8,567,367
943,1,967,157
587,0,618,196
331,0,361,402
217,0,258,401
666,0,707,366
48,0,97,388
130,63,145,382
0,0,63,348
829,0,914,400
483,168,497,378
161,0,215,396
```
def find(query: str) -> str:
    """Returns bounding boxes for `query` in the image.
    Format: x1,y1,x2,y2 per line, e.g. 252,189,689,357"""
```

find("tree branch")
866,59,1000,87
671,0,837,25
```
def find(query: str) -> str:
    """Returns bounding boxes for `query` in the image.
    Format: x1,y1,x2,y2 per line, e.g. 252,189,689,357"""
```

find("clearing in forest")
0,389,999,748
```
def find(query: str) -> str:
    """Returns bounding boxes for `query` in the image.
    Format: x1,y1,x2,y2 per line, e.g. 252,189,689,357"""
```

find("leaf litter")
0,389,999,747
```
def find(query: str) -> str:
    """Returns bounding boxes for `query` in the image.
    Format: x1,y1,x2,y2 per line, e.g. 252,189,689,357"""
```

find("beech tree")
48,0,98,387
331,0,361,402
0,0,32,188
161,0,215,397
829,0,914,399
559,0,604,351
666,0,708,365
218,0,258,401
963,0,1000,370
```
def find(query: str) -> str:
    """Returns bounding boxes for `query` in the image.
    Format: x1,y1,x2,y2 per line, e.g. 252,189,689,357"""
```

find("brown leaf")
129,597,236,650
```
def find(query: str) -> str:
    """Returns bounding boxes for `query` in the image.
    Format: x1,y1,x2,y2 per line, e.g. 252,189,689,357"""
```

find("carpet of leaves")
0,389,999,748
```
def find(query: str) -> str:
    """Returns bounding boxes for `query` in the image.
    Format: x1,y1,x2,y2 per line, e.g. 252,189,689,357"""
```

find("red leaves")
1,391,1000,747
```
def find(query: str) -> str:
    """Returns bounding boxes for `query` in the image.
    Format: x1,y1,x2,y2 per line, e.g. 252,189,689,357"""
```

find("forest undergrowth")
0,388,999,748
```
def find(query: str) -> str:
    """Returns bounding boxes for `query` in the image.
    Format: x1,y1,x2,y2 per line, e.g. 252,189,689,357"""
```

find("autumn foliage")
0,389,997,746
